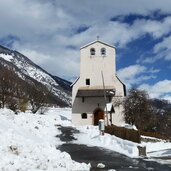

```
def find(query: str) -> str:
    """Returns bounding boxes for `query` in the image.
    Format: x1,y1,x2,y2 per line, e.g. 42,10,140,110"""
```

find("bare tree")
123,88,153,131
0,65,68,114
0,69,17,108
112,96,123,107
28,84,49,114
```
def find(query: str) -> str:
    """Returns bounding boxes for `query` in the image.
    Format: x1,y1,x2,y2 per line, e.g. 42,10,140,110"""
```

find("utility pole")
101,71,109,126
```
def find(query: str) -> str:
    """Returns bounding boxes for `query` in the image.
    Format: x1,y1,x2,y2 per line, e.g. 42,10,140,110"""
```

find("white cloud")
139,80,171,101
138,34,171,64
11,16,170,78
0,0,171,78
117,64,146,81
19,46,80,78
20,49,52,65
154,36,171,53
154,35,171,60
138,16,171,38
135,17,171,64
117,65,159,88
162,95,171,102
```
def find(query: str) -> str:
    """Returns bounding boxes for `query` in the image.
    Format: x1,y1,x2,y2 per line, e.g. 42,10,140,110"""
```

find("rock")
97,163,105,168
34,126,39,129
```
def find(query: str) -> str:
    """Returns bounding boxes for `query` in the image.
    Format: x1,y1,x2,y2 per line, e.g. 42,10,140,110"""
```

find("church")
71,39,126,126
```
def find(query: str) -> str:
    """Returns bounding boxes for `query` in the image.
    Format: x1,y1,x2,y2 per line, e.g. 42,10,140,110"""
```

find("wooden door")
93,108,104,125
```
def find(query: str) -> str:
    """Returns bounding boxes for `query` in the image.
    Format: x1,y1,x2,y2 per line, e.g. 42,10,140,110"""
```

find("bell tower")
79,40,116,88
72,40,126,126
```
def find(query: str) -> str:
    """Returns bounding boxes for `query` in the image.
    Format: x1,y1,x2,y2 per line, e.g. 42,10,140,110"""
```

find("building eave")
80,40,115,50
76,88,116,97
70,77,80,87
115,75,126,96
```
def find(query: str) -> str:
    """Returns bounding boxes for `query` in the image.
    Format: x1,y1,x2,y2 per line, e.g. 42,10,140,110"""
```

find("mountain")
0,45,71,107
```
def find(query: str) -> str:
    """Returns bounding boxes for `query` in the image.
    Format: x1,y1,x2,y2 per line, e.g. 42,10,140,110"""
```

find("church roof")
80,40,115,49
76,86,116,97
70,77,79,87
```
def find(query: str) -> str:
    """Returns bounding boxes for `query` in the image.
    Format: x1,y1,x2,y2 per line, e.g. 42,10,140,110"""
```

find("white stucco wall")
111,105,125,126
72,113,93,125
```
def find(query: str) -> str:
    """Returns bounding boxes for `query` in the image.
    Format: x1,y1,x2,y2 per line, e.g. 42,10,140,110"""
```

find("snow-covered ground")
0,108,89,171
74,126,171,158
141,136,171,158
74,125,140,158
57,108,171,159
0,107,171,171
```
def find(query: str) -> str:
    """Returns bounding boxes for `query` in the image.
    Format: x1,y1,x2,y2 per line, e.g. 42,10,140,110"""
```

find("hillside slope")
0,45,71,107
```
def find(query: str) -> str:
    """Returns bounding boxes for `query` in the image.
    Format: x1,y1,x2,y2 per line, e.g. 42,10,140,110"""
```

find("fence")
105,125,141,143
140,130,171,140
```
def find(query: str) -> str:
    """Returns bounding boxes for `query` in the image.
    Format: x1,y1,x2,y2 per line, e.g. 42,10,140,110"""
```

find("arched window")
90,48,95,55
101,48,106,56
81,113,87,119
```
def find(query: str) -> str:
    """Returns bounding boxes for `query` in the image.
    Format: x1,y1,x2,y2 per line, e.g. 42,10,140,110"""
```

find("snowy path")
58,126,171,171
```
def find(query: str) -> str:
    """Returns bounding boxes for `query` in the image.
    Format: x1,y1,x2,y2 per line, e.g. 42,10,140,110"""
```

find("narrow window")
86,78,90,85
101,48,106,56
90,48,95,55
81,113,87,119
82,97,85,103
108,96,112,102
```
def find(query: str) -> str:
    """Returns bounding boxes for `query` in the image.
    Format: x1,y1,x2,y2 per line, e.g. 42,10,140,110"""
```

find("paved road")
57,126,171,171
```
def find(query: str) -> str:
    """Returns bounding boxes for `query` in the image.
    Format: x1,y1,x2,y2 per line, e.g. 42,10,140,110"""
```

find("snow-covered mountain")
0,45,71,107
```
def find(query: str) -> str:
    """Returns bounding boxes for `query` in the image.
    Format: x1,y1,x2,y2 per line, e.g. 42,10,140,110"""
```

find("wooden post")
101,71,109,126
137,146,146,157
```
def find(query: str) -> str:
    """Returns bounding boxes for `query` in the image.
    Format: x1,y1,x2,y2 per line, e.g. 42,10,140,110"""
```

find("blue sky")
0,0,171,101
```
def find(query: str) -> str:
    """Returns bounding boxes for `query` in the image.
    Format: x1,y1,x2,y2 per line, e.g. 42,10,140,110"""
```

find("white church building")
71,40,126,126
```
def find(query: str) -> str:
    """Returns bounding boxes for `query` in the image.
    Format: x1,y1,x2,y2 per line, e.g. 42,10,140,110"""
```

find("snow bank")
143,141,171,154
2,106,170,169
0,108,90,171
141,135,171,157
74,125,171,158
74,126,139,158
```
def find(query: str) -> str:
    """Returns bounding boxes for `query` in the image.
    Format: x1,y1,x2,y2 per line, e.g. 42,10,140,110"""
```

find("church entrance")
93,107,104,125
